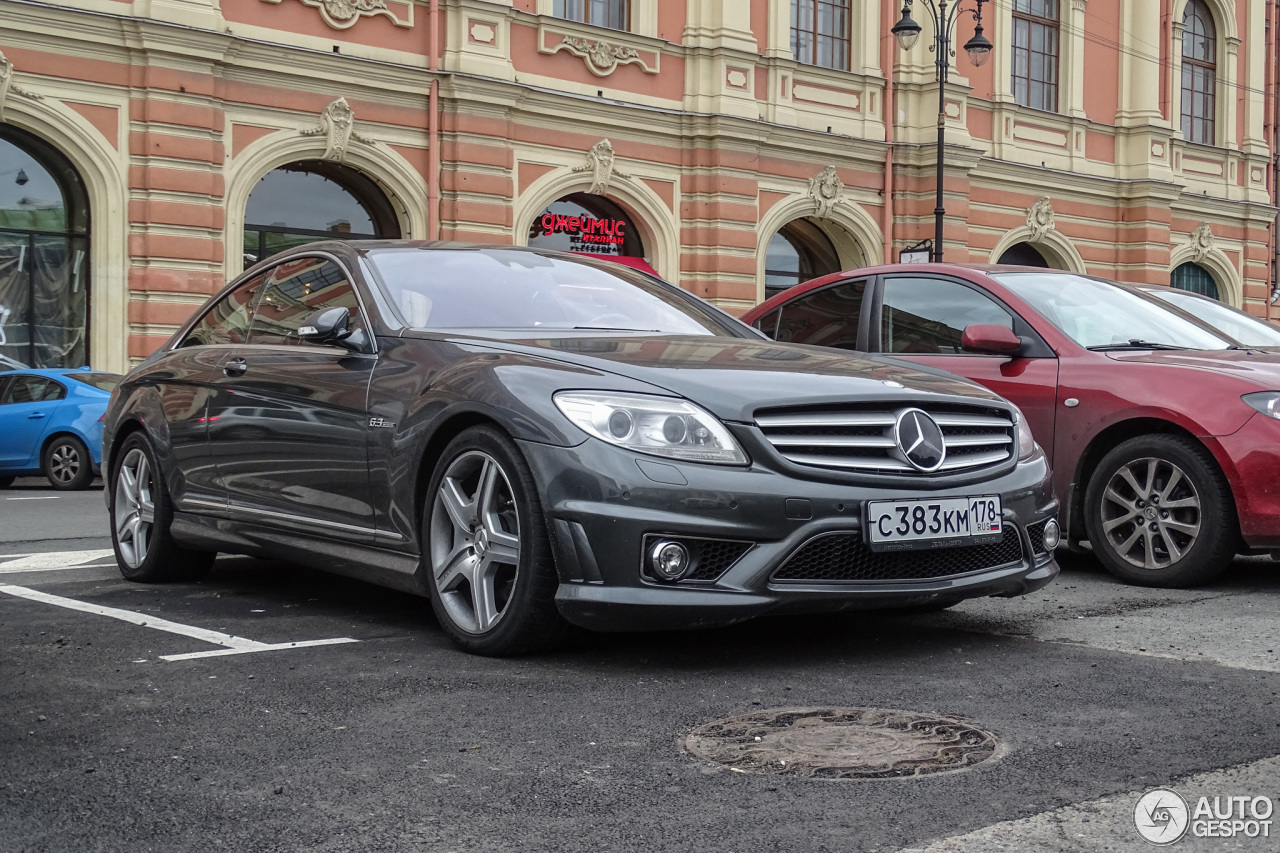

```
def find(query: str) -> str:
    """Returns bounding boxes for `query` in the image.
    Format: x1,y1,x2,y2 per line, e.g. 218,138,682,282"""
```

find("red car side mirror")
962,324,1024,355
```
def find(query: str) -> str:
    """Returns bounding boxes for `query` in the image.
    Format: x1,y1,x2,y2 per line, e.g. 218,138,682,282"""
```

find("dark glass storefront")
242,160,400,269
0,126,90,369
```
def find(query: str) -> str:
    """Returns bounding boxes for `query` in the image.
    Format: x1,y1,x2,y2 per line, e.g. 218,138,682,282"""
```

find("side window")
774,280,865,350
182,273,268,347
752,308,781,338
1,375,60,404
881,277,1013,354
248,259,360,347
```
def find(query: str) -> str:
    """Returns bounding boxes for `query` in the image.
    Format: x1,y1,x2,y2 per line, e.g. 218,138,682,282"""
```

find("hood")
1104,348,1280,385
421,332,1008,421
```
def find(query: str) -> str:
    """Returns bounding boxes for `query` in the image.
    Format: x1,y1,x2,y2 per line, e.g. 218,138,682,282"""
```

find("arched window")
0,126,90,369
764,219,842,300
243,161,400,268
1171,262,1219,300
528,193,646,261
997,242,1051,268
1181,0,1217,145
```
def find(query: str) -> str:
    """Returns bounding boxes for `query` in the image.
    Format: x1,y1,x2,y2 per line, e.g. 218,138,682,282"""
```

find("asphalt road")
2,479,1278,852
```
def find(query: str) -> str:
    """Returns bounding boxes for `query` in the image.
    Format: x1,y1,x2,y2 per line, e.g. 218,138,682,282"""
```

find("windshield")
992,273,1231,350
1145,289,1280,348
366,249,738,336
68,372,120,392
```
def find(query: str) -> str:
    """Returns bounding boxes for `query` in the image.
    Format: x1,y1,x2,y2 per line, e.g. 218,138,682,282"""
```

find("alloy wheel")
1099,456,1201,570
114,448,156,569
49,442,81,485
429,450,521,634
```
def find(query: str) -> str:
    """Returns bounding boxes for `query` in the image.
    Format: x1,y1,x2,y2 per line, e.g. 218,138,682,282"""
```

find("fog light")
1041,518,1061,551
649,540,691,581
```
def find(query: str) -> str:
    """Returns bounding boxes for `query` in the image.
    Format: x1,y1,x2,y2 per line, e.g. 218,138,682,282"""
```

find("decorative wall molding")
299,97,374,162
535,25,660,77
807,166,845,219
261,0,411,31
571,139,630,196
1027,196,1056,241
1189,222,1215,262
554,36,649,77
0,50,45,122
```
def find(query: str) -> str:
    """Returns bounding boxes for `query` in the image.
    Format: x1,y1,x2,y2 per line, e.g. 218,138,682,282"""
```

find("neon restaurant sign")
539,213,628,246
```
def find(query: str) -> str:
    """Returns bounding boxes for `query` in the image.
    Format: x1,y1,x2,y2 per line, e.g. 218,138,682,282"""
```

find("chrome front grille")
754,403,1016,475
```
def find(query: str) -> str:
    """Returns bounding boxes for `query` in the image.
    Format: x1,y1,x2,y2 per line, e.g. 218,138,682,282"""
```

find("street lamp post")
891,0,992,263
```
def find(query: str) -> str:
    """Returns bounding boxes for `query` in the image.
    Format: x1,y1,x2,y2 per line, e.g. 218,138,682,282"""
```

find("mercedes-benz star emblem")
894,408,946,472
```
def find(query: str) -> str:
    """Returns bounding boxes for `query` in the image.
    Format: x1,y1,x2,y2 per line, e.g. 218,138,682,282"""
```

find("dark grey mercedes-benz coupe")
103,242,1059,655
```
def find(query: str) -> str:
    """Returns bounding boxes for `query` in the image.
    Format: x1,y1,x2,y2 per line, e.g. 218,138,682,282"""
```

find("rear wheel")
43,435,93,491
423,426,570,655
1084,435,1235,587
110,433,215,583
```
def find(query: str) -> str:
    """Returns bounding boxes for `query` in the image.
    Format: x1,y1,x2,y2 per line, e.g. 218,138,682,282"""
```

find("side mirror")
961,324,1024,355
298,306,352,345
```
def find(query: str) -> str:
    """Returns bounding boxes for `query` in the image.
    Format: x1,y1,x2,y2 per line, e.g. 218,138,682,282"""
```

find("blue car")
0,368,121,490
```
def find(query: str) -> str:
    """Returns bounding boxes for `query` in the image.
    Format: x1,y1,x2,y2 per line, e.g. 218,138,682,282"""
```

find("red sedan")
743,264,1280,588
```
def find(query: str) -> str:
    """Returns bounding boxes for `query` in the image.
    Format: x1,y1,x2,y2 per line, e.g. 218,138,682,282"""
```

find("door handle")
28,411,45,419
223,357,248,377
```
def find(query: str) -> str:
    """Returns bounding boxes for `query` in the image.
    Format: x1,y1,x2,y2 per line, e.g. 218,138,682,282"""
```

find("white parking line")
5,496,61,501
0,584,358,660
0,550,116,572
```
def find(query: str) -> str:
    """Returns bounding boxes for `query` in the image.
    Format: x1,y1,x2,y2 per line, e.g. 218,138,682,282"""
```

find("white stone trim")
3,95,130,373
512,165,680,283
754,193,883,303
224,127,429,280
1168,240,1242,309
988,225,1087,275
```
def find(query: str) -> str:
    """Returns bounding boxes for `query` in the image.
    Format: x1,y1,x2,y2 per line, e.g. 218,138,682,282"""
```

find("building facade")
0,0,1276,373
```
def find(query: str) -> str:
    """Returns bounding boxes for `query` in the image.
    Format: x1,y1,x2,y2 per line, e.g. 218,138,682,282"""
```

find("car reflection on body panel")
103,243,1058,656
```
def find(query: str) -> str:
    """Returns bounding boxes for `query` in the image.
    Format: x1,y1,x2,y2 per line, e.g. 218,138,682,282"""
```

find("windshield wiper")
1087,339,1190,351
571,326,662,332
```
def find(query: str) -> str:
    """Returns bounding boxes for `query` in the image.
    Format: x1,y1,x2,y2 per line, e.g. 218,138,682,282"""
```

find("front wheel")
423,426,570,655
0,476,15,489
1084,435,1236,587
43,435,93,490
110,433,215,583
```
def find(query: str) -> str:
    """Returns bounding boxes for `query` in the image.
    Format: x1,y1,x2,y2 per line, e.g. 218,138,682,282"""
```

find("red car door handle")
223,358,248,377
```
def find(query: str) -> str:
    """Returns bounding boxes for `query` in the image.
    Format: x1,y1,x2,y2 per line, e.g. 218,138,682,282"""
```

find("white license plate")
865,496,1003,552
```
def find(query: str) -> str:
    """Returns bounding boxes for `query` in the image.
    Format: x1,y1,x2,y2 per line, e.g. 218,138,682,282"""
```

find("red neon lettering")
541,213,555,235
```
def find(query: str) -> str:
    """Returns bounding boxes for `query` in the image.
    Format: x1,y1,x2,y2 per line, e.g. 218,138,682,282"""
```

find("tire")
1084,434,1236,588
43,435,93,491
110,432,216,583
422,425,570,656
0,476,15,489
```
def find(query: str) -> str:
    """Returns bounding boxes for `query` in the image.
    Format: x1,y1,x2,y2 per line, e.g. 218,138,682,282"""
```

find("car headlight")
553,391,749,465
1013,406,1037,461
1243,391,1280,420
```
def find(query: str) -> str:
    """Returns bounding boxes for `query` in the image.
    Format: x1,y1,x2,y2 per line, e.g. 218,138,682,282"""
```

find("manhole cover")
684,707,998,779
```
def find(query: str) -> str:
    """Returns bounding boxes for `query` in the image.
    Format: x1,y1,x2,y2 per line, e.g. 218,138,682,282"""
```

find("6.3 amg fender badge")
368,417,396,429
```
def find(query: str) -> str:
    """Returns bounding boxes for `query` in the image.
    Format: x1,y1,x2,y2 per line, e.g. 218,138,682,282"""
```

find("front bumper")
520,437,1059,632
1207,412,1280,548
